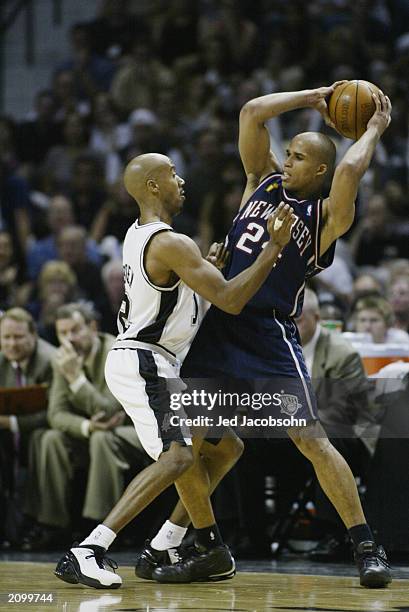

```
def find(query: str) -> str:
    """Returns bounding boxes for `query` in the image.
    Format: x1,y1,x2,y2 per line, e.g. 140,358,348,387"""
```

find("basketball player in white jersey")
54,152,295,588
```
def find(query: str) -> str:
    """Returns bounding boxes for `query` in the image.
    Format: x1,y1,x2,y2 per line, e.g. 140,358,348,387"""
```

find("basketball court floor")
1,552,408,612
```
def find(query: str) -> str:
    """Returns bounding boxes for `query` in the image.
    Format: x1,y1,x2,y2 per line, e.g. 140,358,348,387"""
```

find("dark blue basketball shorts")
181,307,318,438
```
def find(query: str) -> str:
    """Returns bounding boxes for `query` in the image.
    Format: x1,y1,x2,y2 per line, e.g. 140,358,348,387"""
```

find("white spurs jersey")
115,220,200,358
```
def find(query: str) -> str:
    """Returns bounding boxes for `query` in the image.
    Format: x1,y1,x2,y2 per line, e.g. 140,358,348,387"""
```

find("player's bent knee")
158,443,194,477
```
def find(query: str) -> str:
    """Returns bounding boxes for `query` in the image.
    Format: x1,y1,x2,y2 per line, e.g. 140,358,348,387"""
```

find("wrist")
264,242,282,260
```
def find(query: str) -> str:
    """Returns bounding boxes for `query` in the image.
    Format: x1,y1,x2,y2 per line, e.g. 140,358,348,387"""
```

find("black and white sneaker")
54,544,122,589
152,544,236,583
135,540,192,580
354,541,392,588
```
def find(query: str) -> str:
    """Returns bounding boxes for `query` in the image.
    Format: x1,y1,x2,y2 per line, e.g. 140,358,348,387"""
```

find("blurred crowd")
1,0,409,554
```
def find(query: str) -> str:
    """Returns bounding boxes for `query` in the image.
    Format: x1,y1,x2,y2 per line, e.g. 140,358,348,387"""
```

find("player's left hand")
267,202,296,248
309,81,348,129
55,338,84,384
206,242,229,270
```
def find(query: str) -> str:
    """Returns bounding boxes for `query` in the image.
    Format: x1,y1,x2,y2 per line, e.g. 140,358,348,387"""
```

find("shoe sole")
154,565,236,584
54,552,121,590
360,575,392,589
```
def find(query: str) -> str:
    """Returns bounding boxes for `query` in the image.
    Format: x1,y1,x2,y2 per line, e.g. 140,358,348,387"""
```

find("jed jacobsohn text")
169,414,306,428
169,390,282,411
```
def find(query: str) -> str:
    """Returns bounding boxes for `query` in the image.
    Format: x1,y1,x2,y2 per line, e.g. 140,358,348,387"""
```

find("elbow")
240,100,259,121
220,300,243,315
336,159,363,180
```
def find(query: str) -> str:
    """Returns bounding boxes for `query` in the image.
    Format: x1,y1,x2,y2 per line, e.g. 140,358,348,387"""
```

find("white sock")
79,524,116,550
151,520,188,551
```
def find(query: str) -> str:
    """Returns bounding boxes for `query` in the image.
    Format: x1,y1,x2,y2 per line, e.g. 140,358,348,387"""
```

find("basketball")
328,80,380,140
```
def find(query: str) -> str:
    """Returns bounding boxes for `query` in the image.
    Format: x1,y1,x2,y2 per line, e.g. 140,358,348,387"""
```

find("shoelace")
85,550,119,573
362,549,391,569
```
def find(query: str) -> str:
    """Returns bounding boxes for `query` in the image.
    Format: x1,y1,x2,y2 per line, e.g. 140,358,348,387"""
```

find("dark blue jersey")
223,173,335,317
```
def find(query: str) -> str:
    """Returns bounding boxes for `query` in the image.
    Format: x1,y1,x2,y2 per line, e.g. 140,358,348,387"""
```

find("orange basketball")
328,80,380,140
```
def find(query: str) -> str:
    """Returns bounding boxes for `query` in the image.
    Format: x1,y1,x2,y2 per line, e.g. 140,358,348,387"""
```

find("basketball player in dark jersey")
150,84,392,588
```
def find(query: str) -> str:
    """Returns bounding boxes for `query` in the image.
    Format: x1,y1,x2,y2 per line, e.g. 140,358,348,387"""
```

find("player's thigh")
105,348,191,461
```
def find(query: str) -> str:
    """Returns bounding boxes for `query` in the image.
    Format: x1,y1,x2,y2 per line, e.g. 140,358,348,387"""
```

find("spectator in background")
353,294,409,344
156,0,199,68
57,23,116,101
90,179,137,244
51,70,90,121
69,155,108,230
24,303,144,549
16,90,61,181
388,275,409,334
42,113,90,192
350,194,409,265
25,261,80,345
26,194,101,280
352,273,384,301
99,259,124,335
57,225,105,312
0,231,29,311
181,128,225,236
89,93,130,184
110,38,173,116
0,159,32,262
0,308,56,549
87,0,144,59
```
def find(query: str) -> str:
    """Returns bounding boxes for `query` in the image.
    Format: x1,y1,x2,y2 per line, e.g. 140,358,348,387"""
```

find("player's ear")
146,178,159,195
316,163,328,177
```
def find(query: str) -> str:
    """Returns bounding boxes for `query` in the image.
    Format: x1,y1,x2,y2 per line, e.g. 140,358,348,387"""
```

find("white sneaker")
54,544,122,589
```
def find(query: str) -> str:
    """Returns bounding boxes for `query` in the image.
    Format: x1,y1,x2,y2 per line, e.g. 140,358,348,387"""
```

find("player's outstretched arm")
153,203,294,315
239,82,345,178
320,91,392,256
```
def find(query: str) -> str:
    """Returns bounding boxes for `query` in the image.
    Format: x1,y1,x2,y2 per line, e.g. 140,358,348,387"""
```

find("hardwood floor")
0,562,408,612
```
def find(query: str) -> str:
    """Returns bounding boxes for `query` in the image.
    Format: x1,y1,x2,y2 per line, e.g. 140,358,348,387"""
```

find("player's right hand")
267,202,295,248
367,90,392,136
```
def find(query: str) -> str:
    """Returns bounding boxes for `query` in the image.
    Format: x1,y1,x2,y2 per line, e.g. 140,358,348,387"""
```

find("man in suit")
24,302,144,549
0,307,56,547
296,288,376,560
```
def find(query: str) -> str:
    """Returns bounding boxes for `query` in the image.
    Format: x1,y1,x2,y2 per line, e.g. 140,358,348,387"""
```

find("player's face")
0,318,36,363
56,312,95,357
355,308,387,343
282,138,323,195
160,161,185,213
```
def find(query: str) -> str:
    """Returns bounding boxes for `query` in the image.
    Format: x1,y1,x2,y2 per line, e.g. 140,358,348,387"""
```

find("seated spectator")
0,308,56,548
87,0,144,59
90,179,138,244
57,23,116,100
69,155,108,230
41,112,91,192
89,93,131,184
352,272,384,301
26,261,80,345
24,303,143,549
51,69,90,121
57,226,105,312
387,274,409,334
0,231,29,311
16,90,62,180
99,259,124,335
26,194,101,280
110,38,173,115
353,294,409,344
350,194,409,265
0,157,32,262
